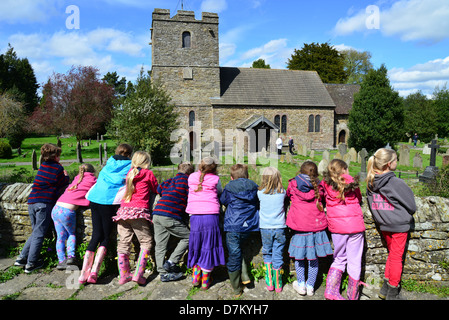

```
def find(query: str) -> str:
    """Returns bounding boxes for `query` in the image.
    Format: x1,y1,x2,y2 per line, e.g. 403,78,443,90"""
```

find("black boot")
386,282,407,300
378,278,389,299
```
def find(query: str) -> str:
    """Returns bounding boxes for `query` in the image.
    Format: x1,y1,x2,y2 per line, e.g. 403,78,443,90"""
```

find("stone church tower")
150,9,219,131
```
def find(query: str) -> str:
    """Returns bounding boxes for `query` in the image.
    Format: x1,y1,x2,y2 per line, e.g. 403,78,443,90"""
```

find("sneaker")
163,260,181,273
160,272,183,282
14,257,27,267
66,257,77,265
57,260,67,270
25,260,44,273
306,285,315,296
293,280,306,295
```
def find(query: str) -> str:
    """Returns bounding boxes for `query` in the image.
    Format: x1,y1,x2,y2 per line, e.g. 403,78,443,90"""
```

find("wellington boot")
117,253,132,285
228,270,243,297
87,246,107,284
273,267,283,293
324,267,346,300
133,248,150,285
78,250,94,284
264,263,274,291
192,265,202,287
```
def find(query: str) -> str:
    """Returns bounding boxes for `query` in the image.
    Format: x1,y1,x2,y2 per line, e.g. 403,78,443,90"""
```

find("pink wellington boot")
78,250,94,284
132,248,150,285
117,253,132,285
87,246,107,284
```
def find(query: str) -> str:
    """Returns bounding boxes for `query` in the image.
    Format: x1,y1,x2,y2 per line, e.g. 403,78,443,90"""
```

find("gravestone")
322,150,330,162
399,145,410,166
413,152,423,169
423,145,431,155
76,142,83,163
338,143,347,157
182,139,190,162
419,139,440,183
300,144,308,157
309,150,315,160
333,151,342,160
104,143,108,164
443,155,449,167
318,159,328,176
31,149,38,170
358,148,368,180
285,152,292,163
98,143,103,166
347,147,357,163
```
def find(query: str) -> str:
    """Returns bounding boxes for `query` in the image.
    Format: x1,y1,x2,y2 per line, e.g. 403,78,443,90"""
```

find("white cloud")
0,0,62,24
201,0,228,13
389,56,449,96
333,0,449,43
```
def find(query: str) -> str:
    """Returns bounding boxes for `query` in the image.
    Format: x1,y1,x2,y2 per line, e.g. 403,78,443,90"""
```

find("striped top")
28,161,70,204
153,172,189,221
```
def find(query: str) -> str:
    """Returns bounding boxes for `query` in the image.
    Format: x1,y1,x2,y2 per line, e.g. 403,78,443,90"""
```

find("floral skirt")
288,230,333,260
112,206,152,222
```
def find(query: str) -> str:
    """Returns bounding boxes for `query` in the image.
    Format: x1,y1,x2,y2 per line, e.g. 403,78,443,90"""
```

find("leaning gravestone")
31,149,38,170
322,150,330,162
338,143,347,157
318,159,328,176
413,152,423,169
399,145,410,166
419,139,440,183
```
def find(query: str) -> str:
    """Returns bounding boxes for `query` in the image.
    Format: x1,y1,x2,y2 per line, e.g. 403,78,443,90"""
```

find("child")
320,159,366,300
15,143,69,273
366,148,416,300
79,143,133,284
220,164,259,297
51,163,97,270
257,166,287,293
286,161,333,296
113,151,158,285
186,156,225,290
153,162,194,282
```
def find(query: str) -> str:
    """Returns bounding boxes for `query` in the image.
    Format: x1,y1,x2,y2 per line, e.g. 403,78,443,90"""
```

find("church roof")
212,67,336,108
324,83,360,115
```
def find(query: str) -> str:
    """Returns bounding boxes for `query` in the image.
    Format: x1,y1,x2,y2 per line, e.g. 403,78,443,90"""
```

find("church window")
308,114,321,133
308,115,314,132
274,115,280,128
315,115,320,132
189,111,195,127
182,31,191,48
281,115,287,133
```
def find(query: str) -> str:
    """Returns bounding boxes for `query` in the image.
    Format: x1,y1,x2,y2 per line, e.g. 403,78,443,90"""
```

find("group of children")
14,143,416,301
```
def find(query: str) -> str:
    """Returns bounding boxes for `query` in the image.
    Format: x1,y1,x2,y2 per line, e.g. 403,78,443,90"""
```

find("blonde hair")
299,161,323,211
326,159,349,200
230,164,248,179
259,166,284,194
195,157,218,192
67,163,95,191
366,148,397,191
123,151,151,202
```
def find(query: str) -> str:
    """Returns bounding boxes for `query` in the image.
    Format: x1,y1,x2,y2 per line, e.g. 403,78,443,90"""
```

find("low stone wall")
1,182,448,284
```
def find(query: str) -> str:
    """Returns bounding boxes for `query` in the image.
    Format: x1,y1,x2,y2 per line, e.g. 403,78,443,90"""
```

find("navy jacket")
220,178,259,232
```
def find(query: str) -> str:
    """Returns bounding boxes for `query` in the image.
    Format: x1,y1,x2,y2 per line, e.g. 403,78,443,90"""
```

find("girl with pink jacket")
320,159,365,300
287,161,333,296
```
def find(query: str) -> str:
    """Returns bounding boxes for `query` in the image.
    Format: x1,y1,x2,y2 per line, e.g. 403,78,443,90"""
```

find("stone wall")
1,182,448,283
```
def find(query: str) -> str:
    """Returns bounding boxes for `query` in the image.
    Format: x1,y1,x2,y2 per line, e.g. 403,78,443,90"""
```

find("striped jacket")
152,172,189,221
28,161,69,204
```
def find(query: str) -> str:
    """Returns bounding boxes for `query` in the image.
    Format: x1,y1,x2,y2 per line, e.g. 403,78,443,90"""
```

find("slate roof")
212,67,336,108
236,115,280,131
324,83,360,115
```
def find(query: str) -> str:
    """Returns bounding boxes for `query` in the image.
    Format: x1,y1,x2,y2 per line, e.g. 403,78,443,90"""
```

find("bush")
426,165,449,198
0,140,12,158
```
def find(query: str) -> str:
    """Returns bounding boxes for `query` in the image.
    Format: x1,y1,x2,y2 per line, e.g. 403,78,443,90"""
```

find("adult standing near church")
412,133,418,148
276,136,283,155
288,137,296,155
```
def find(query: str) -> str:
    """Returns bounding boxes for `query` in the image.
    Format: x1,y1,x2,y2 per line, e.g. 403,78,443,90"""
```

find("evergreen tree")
348,64,404,153
287,42,348,83
251,59,271,69
432,85,449,138
403,91,436,142
108,69,179,165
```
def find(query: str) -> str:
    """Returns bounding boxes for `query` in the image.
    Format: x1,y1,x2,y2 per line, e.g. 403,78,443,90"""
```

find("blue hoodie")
86,155,132,205
220,178,259,232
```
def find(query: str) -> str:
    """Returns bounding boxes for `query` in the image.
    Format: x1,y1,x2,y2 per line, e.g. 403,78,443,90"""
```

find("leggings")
295,259,319,288
51,205,76,262
87,202,119,252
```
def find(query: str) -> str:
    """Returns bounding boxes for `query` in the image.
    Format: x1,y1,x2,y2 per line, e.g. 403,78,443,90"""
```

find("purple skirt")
188,214,226,271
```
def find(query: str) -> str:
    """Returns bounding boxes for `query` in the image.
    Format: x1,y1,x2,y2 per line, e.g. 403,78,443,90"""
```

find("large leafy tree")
403,91,437,141
433,85,449,138
287,42,348,83
109,69,179,165
348,64,404,153
0,45,39,115
340,49,374,85
251,58,271,69
0,92,27,148
30,66,115,141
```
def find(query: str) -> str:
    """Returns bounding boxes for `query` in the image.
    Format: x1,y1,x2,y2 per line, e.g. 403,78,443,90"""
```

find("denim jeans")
20,202,54,265
260,228,287,269
225,232,251,273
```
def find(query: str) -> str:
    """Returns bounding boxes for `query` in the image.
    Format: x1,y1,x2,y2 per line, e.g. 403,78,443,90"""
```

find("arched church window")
182,31,191,48
274,115,280,128
315,115,320,132
189,111,195,127
281,115,287,133
308,115,314,132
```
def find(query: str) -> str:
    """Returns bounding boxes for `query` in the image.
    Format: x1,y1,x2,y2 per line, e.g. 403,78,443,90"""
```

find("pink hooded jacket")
57,172,97,207
186,171,221,215
286,175,328,232
319,173,365,234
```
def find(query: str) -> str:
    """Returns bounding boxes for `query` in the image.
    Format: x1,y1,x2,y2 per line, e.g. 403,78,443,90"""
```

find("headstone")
260,147,267,159
280,154,285,163
399,145,410,166
422,145,431,155
182,139,190,162
97,132,99,142
309,150,315,160
419,139,440,183
301,144,308,157
318,159,328,176
347,147,357,163
384,143,392,149
343,153,351,166
322,150,330,162
359,148,369,180
338,143,347,157
104,143,108,165
99,143,103,166
333,151,342,160
31,149,38,170
413,152,423,169
285,152,292,163
76,141,83,163
57,137,62,148
442,155,449,167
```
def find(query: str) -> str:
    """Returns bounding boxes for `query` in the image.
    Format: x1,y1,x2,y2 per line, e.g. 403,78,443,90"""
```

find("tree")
30,66,115,141
251,59,271,69
0,92,27,148
403,91,437,142
347,64,404,153
0,45,39,115
109,69,179,165
432,85,449,138
340,49,374,85
286,42,348,83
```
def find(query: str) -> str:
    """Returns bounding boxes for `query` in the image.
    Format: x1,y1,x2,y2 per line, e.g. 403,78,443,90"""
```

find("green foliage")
433,85,449,138
348,64,404,153
424,164,449,198
251,59,271,69
0,139,12,158
341,49,374,85
403,91,437,142
287,42,348,83
109,69,179,165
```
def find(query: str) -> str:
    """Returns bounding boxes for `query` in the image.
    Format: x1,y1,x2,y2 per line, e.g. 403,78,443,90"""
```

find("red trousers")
382,231,408,287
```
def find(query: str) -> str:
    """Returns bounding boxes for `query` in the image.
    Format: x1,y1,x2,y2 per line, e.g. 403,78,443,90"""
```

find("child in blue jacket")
220,164,259,297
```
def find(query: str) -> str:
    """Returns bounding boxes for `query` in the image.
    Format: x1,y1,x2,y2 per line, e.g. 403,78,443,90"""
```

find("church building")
150,9,359,154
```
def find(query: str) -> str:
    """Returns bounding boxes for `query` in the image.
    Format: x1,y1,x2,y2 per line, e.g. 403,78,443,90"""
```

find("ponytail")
67,163,95,191
366,148,397,192
195,157,218,192
300,161,323,211
122,151,151,202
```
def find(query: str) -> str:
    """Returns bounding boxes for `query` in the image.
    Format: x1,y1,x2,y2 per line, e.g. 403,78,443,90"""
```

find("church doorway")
338,130,346,144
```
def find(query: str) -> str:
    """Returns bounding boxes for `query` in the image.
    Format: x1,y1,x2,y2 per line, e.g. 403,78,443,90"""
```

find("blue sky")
1,0,448,98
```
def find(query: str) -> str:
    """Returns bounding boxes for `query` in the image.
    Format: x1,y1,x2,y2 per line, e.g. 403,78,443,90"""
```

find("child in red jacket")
320,159,365,300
